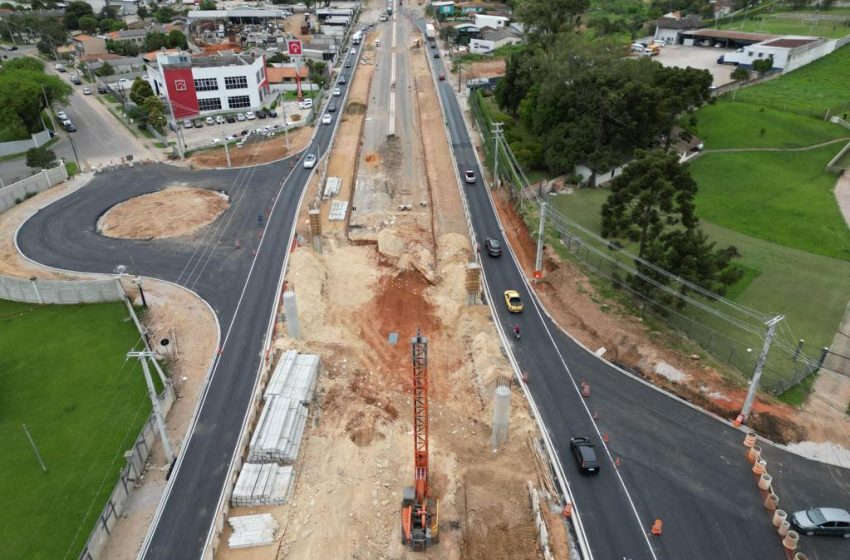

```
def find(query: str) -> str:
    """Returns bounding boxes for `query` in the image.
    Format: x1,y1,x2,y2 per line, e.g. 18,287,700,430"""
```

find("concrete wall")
784,37,841,73
0,165,68,212
575,163,625,187
0,129,54,157
0,276,125,304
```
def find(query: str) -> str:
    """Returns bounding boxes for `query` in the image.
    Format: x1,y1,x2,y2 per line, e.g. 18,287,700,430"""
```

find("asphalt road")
417,13,850,560
17,44,364,560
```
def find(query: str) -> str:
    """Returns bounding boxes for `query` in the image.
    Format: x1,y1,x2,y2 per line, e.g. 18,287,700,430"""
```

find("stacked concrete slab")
248,350,321,464
227,514,279,549
231,463,294,507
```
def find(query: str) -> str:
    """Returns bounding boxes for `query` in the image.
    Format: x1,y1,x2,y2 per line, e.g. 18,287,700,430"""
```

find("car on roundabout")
504,290,523,313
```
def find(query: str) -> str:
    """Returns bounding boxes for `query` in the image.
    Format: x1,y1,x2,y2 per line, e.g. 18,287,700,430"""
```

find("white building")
146,51,270,119
474,14,509,29
653,13,703,45
469,27,521,54
719,36,831,73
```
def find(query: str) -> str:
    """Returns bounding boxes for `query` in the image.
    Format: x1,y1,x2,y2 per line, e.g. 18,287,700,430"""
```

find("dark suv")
484,238,501,257
570,437,600,474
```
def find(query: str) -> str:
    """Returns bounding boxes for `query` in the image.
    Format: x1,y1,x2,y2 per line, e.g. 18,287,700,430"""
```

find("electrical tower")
401,329,439,551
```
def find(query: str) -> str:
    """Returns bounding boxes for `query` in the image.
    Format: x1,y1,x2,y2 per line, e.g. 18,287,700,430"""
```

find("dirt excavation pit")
97,186,229,240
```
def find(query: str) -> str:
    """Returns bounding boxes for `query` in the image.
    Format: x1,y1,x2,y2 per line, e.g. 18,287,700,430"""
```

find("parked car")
322,113,332,125
237,113,246,121
303,153,317,168
62,120,76,132
267,109,277,118
333,87,341,96
464,169,476,183
6,45,18,51
791,507,850,537
245,111,256,120
504,290,523,313
96,84,108,94
82,87,92,95
210,138,221,145
214,115,225,124
183,119,193,128
257,110,267,119
70,75,81,85
205,116,215,125
55,63,66,72
299,99,313,109
193,119,204,128
56,111,68,121
570,437,600,474
484,238,501,257
226,115,237,123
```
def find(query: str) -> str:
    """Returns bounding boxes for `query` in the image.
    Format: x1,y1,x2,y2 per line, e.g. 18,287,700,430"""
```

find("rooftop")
656,14,703,29
156,51,260,68
685,28,780,42
265,66,309,82
762,37,819,48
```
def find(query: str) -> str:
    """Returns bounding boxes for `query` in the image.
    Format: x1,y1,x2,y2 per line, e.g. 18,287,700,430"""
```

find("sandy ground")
461,59,507,81
188,126,313,169
97,186,230,240
215,7,556,557
318,55,375,237
0,173,220,558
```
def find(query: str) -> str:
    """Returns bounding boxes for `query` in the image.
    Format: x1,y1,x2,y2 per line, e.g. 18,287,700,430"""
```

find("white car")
298,99,313,109
205,116,215,125
303,153,317,168
350,47,356,54
210,138,221,145
322,113,332,125
183,119,193,128
215,115,225,124
236,113,246,121
332,87,341,97
245,111,256,120
56,111,68,121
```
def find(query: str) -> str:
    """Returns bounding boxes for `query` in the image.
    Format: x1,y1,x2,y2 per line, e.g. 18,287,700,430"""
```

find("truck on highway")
352,30,363,45
425,23,436,44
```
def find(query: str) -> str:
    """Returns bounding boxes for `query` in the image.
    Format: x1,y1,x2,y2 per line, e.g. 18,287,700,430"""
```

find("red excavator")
401,329,439,551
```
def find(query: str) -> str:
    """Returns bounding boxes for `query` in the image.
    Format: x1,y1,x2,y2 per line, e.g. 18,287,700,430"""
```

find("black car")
70,75,82,85
484,238,501,257
327,103,337,112
256,109,267,119
267,109,277,118
338,77,347,85
345,61,352,68
570,437,600,474
433,52,440,58
7,45,18,51
96,84,108,94
62,120,77,132
226,115,237,123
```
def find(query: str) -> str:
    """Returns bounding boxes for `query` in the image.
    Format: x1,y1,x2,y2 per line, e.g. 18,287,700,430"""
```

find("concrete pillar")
764,493,779,511
743,430,757,448
782,530,799,551
758,473,772,491
465,262,481,305
490,377,511,449
283,290,300,339
752,459,766,476
748,445,761,464
772,509,787,527
778,520,790,537
308,207,322,254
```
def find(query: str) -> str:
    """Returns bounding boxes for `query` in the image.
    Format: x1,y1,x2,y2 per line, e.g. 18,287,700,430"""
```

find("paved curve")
17,45,363,559
419,13,850,560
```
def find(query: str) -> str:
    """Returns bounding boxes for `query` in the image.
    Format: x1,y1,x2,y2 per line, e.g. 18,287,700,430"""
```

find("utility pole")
739,315,784,424
128,350,175,462
492,122,503,187
280,96,290,151
165,100,185,160
534,201,546,282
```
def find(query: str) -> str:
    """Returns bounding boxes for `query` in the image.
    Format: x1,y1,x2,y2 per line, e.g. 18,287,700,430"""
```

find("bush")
25,146,57,170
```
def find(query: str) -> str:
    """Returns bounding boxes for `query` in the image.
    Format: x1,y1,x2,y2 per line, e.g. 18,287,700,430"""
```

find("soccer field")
0,299,152,559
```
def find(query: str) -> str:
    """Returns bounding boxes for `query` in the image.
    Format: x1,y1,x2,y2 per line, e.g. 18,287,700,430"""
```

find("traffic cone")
562,504,572,518
651,519,663,536
602,433,610,443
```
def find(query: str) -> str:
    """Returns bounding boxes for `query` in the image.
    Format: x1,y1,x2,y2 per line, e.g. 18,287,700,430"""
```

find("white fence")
0,164,68,212
0,276,126,304
0,129,53,157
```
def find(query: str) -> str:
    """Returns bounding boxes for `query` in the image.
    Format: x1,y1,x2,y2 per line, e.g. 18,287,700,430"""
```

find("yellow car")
504,290,523,313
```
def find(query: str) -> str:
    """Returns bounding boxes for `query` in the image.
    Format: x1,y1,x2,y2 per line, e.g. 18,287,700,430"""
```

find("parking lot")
174,99,316,151
653,45,737,87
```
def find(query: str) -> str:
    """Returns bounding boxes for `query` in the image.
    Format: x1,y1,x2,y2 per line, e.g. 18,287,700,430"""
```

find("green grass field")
0,299,151,560
717,15,850,39
550,186,850,357
693,100,849,149
732,44,850,117
689,145,850,260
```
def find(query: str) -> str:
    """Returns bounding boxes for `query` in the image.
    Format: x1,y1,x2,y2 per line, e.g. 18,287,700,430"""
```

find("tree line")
496,0,743,302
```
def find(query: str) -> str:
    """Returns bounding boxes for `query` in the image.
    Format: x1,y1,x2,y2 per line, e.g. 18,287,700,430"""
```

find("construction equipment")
401,329,439,551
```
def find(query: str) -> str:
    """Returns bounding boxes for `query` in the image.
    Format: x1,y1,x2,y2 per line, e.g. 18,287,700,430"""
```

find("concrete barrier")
764,493,779,511
758,473,773,491
783,530,799,551
773,509,787,528
752,459,766,475
0,164,68,212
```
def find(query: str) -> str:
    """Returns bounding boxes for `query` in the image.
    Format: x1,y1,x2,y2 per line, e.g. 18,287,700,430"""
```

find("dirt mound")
97,186,229,240
345,101,367,115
